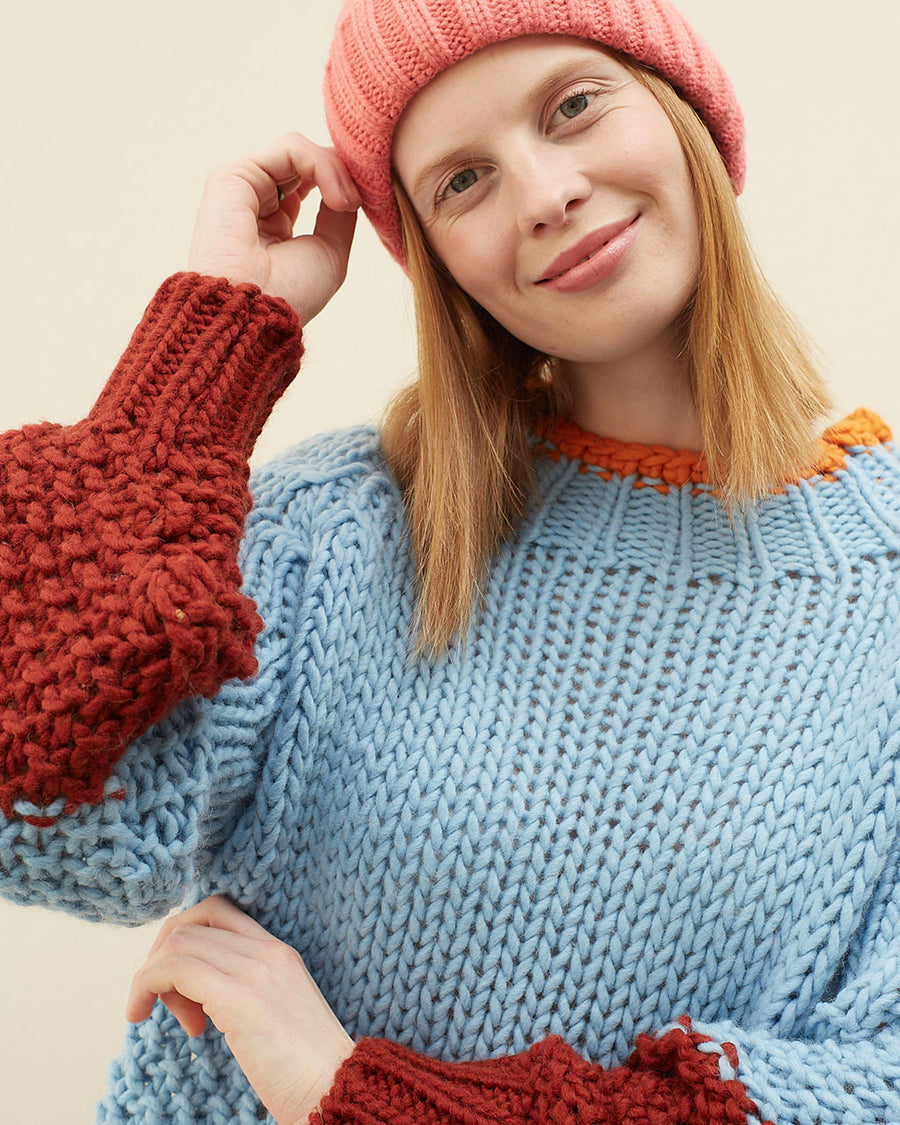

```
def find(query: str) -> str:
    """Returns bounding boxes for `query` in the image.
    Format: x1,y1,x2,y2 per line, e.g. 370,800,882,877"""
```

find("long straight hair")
381,50,834,660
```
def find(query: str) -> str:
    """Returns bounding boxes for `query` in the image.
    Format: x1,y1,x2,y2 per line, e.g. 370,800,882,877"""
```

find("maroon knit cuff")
0,274,303,824
87,272,303,456
313,1020,773,1125
626,1016,774,1125
314,1036,539,1125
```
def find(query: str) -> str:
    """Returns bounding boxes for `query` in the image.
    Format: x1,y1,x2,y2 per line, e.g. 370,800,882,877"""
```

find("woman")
2,0,898,1122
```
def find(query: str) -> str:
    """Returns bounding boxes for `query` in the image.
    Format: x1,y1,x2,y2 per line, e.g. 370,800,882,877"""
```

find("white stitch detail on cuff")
12,796,66,819
12,775,124,821
694,1039,737,1081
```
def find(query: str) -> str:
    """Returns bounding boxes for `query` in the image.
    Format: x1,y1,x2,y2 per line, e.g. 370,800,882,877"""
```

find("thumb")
312,201,358,272
266,201,359,322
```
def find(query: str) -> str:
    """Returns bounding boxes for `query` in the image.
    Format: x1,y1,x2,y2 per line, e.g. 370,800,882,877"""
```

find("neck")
561,331,702,451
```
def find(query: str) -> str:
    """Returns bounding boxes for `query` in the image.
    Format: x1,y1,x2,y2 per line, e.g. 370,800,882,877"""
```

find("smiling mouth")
536,214,640,285
546,245,608,281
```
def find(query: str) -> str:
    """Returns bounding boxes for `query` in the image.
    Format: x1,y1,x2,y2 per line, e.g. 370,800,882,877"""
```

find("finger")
243,133,360,219
127,923,292,1036
126,950,229,1035
271,169,359,208
264,203,358,321
258,190,303,241
272,173,315,206
281,190,303,225
145,895,274,960
274,180,306,221
309,202,358,267
127,924,254,1022
123,988,207,1039
132,918,278,1012
259,177,313,225
125,952,210,1029
158,989,208,1037
268,137,360,208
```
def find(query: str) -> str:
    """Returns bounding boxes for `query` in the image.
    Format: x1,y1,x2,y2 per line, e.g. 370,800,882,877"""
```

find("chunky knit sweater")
2,274,900,1125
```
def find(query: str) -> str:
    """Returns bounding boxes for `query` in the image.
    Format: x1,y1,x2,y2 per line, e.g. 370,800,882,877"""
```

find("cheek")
619,125,699,267
625,128,688,203
429,215,513,300
609,103,692,205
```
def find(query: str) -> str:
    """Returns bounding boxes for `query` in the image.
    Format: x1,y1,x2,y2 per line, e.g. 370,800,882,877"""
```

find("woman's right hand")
188,133,361,325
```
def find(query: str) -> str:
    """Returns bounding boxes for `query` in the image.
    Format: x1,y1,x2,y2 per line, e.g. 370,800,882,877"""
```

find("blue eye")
559,92,590,119
448,169,479,194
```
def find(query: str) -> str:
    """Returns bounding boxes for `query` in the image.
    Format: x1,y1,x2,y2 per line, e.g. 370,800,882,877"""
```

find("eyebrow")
406,53,615,202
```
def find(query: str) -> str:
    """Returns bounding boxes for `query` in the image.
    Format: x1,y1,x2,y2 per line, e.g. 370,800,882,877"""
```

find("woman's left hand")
126,895,355,1125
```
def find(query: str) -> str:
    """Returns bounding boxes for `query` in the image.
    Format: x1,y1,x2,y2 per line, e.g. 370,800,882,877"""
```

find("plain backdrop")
1,1,898,1121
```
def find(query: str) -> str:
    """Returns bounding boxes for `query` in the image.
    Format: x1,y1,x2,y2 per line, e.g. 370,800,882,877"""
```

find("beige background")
1,1,897,1121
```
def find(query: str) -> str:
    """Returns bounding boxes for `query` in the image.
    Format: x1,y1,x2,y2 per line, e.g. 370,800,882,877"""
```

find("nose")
507,145,591,235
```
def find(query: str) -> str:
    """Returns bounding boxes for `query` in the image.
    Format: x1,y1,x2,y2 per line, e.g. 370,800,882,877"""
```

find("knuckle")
271,939,304,972
281,129,313,146
273,936,299,959
206,161,237,181
205,162,245,190
162,951,195,981
153,916,181,946
154,917,176,940
164,921,200,951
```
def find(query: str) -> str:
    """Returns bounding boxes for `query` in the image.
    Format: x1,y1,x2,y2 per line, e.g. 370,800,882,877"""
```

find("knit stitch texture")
0,274,303,823
320,1020,771,1124
325,0,745,266
2,277,900,1125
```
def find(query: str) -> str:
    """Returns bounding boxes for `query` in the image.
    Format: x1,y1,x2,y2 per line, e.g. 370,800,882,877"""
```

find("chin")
533,336,658,367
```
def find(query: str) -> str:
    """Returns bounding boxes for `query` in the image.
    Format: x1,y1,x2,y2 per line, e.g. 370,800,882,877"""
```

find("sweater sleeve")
0,273,305,922
316,839,900,1125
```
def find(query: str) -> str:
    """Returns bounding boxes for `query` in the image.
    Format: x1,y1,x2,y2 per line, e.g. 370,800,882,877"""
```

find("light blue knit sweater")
3,385,900,1123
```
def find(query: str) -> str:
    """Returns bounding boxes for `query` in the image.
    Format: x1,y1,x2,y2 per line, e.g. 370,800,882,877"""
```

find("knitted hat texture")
324,0,745,268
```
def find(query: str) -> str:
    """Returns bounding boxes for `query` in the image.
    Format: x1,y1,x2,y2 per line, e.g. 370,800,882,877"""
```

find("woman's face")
392,36,700,368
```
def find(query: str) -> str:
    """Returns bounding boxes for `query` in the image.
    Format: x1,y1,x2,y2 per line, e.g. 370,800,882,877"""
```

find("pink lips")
536,214,640,293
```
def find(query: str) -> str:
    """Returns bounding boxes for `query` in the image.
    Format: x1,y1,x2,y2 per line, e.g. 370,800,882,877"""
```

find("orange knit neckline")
531,408,893,494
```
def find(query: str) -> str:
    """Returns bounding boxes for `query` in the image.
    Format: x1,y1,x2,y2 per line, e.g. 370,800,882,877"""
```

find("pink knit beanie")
324,0,744,269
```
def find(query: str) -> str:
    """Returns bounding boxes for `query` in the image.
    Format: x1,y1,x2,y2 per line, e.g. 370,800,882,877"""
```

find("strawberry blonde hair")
380,50,833,660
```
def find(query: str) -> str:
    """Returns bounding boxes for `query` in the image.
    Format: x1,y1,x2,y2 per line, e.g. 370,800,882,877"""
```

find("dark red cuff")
314,1018,773,1125
87,272,303,455
1,273,302,823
